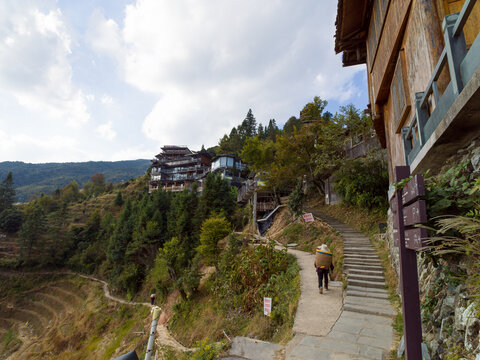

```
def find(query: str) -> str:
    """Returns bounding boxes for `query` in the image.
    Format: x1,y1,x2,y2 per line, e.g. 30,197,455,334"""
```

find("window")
391,50,411,133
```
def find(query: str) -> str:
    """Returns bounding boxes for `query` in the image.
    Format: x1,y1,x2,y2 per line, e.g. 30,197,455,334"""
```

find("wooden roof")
334,0,371,66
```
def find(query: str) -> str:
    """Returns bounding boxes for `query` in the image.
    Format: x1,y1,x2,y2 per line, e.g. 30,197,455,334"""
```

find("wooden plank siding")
368,0,412,104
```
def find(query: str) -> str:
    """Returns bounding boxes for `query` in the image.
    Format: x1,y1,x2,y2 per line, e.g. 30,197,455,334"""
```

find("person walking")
314,244,334,294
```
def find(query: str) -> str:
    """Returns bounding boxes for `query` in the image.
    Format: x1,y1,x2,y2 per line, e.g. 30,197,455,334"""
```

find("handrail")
402,0,477,165
453,0,477,36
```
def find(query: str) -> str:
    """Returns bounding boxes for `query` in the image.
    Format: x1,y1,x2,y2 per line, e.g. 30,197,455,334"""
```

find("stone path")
224,212,396,359
285,212,395,360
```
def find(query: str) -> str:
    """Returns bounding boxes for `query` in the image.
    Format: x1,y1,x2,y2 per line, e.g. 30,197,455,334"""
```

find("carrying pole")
145,306,161,360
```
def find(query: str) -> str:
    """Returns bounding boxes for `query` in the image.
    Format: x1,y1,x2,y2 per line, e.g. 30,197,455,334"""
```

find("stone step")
348,278,385,289
343,301,395,318
344,255,381,261
345,262,383,269
344,258,382,266
228,337,283,360
344,249,377,255
347,285,389,294
348,273,385,283
348,268,385,277
344,263,384,271
346,289,389,300
344,253,379,258
345,295,393,309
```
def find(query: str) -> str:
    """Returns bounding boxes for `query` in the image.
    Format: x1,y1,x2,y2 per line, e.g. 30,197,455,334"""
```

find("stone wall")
386,137,480,358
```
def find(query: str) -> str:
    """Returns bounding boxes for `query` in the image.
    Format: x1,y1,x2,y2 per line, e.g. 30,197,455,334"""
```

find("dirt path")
0,270,194,354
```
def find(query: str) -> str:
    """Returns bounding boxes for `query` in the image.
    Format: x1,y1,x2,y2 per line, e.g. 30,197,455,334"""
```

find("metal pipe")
144,306,161,360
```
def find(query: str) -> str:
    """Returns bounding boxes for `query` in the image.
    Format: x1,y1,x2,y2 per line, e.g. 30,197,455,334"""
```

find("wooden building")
335,0,480,180
149,146,211,192
210,154,248,188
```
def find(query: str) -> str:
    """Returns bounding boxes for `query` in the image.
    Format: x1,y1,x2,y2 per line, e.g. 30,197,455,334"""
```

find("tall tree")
283,116,302,135
266,119,280,142
299,96,327,123
197,216,231,270
0,172,15,212
19,203,47,260
239,109,257,139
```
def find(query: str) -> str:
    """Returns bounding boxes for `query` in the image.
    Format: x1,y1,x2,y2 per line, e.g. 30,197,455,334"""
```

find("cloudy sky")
0,0,367,163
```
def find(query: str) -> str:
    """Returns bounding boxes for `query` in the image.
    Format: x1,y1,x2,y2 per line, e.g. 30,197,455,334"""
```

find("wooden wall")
366,0,480,181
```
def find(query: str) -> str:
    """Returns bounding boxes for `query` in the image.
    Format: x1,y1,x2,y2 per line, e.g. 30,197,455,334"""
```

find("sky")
0,0,368,163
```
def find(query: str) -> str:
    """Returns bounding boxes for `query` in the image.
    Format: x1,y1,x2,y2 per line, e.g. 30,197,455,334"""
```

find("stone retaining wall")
386,136,480,358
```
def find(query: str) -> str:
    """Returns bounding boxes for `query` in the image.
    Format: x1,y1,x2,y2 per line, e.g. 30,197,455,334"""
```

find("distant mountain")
0,160,151,203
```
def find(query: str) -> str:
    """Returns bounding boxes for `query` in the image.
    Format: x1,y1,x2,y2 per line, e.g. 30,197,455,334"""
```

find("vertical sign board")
264,297,272,316
391,168,428,360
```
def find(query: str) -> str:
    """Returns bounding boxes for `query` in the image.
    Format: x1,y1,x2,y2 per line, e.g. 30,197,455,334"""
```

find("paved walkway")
225,212,396,360
284,212,395,360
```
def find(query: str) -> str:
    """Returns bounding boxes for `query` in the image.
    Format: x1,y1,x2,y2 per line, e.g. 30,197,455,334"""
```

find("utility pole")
145,306,161,360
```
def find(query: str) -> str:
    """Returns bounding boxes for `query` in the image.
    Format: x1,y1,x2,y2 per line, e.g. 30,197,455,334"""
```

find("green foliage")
283,116,302,135
197,216,231,268
240,136,275,173
281,223,303,243
0,172,15,212
334,156,389,210
183,340,224,360
0,207,22,233
215,240,291,312
0,159,150,202
288,182,304,216
218,109,259,155
19,203,47,261
114,191,124,206
196,173,237,225
424,161,477,218
299,96,327,123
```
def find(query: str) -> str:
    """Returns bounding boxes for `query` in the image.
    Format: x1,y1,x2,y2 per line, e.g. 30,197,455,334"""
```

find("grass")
1,329,21,357
169,240,301,348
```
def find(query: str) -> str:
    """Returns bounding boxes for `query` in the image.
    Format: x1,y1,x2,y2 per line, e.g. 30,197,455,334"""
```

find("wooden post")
393,166,423,360
252,190,257,234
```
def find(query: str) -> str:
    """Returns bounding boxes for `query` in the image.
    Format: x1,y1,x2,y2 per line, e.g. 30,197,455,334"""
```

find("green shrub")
334,156,388,210
288,182,304,216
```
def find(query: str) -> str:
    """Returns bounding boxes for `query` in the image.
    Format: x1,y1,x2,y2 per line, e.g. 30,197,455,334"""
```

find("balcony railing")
403,0,480,165
345,133,380,159
237,179,257,203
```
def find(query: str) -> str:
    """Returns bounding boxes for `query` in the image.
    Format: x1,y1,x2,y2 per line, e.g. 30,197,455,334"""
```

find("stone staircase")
318,213,395,318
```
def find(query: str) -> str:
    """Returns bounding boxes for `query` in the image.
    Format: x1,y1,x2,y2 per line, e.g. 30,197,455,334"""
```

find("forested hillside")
0,160,151,202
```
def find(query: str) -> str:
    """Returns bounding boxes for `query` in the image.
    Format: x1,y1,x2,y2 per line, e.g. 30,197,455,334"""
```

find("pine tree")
19,203,47,260
0,172,15,212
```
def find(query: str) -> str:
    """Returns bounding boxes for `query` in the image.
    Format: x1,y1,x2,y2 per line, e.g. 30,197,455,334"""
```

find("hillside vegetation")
0,160,151,202
0,98,393,358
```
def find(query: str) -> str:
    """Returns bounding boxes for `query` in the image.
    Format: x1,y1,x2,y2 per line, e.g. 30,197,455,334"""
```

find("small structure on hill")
210,154,248,188
149,145,212,193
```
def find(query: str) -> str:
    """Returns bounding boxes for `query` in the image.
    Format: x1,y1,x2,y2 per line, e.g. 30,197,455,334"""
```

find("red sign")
303,213,314,222
264,297,272,316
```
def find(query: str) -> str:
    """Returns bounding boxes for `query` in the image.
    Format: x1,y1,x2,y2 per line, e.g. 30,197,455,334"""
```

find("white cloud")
0,2,90,128
101,94,114,105
87,0,368,149
96,120,116,140
87,9,124,60
0,129,84,162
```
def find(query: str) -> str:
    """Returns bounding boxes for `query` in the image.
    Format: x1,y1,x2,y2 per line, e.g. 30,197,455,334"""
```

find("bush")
334,156,388,210
0,208,22,233
288,182,304,216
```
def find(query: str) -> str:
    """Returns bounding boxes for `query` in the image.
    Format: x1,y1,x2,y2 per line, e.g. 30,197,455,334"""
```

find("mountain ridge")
0,159,151,202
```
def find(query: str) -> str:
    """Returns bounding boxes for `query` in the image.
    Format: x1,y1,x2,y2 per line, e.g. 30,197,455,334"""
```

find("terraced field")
0,277,91,359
